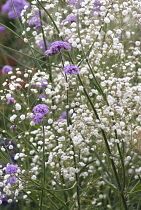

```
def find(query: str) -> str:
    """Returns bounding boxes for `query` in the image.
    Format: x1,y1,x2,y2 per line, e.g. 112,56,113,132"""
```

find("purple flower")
45,41,71,56
0,194,8,203
58,111,73,122
10,125,18,131
61,14,77,25
94,1,102,7
38,40,50,52
68,0,82,5
28,17,46,31
58,112,67,122
33,104,50,115
32,113,44,124
5,164,18,174
35,79,48,89
6,97,15,104
64,64,79,75
28,17,41,30
7,176,17,183
2,65,13,74
68,0,76,4
39,94,46,99
1,0,30,19
0,26,6,32
28,9,45,30
92,1,102,15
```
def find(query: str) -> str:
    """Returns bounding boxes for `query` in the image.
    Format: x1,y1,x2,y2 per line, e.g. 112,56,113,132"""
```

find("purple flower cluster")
58,112,67,122
7,176,17,183
0,26,6,32
28,17,41,30
68,0,82,5
2,65,13,74
28,9,45,31
64,64,79,75
35,79,48,89
94,1,102,7
92,1,102,15
61,14,77,25
6,97,15,104
5,164,18,174
33,104,49,115
1,0,30,19
39,94,46,99
32,113,44,124
58,111,73,122
32,104,50,124
0,194,8,203
38,40,50,52
45,41,71,56
10,125,18,131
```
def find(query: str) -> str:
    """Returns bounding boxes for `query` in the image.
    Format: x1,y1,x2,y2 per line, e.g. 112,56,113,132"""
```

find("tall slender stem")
39,121,46,210
60,53,81,209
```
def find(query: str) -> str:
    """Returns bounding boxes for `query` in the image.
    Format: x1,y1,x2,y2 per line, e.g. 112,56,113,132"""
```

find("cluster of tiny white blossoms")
1,0,141,208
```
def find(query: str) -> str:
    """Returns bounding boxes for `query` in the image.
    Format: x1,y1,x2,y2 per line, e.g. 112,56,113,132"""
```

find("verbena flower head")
5,164,18,174
61,14,77,25
64,64,79,75
44,41,71,56
58,111,73,122
58,112,67,122
0,26,6,32
1,0,30,19
92,1,102,15
2,65,13,74
33,104,50,115
6,97,15,104
35,79,48,89
68,0,82,5
32,113,44,124
7,176,17,183
28,17,41,30
10,125,18,131
38,40,50,52
0,195,8,203
39,94,46,99
94,1,102,7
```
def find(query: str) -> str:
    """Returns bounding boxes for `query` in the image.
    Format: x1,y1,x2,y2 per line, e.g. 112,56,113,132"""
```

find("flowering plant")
1,0,141,209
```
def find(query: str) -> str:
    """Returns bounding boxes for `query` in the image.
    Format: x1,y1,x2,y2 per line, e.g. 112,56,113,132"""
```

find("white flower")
15,103,21,110
20,114,25,120
31,175,36,180
48,119,53,124
10,114,17,122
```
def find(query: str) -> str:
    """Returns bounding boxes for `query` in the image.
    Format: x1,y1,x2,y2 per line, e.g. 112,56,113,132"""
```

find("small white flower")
48,119,53,124
15,103,21,110
104,17,110,24
24,38,28,43
10,114,17,122
20,114,25,120
8,199,12,203
31,175,36,180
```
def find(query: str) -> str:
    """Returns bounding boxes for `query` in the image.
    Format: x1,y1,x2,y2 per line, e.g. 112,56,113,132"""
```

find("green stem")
114,128,126,192
59,53,81,209
42,121,46,183
39,121,46,209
